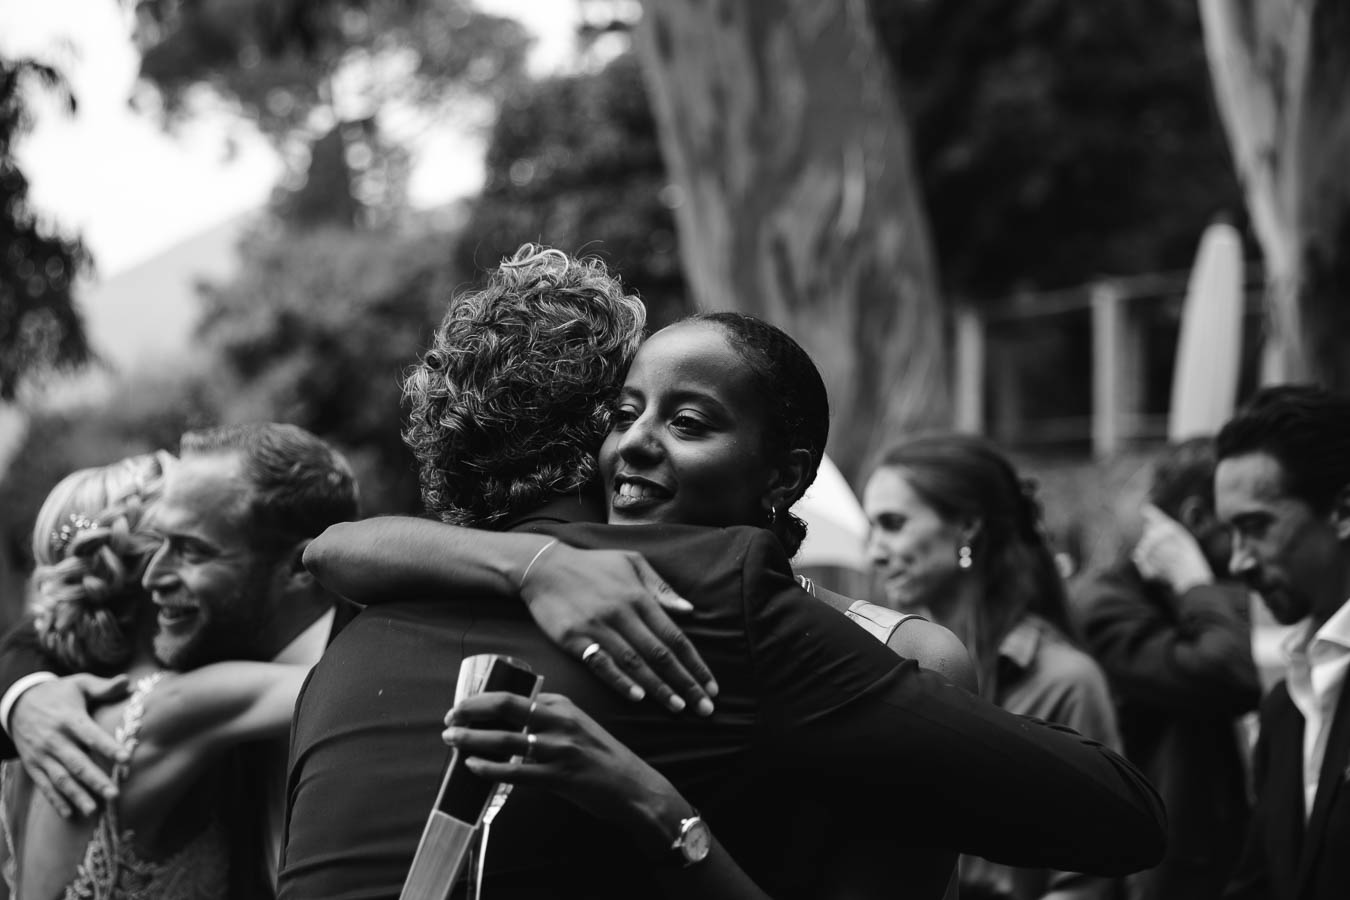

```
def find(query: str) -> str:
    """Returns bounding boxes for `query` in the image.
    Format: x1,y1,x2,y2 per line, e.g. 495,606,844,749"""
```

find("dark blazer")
1225,679,1350,900
1075,561,1259,900
280,514,1165,900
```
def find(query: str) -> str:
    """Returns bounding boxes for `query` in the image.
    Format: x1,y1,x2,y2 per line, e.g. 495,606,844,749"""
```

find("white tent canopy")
793,454,871,572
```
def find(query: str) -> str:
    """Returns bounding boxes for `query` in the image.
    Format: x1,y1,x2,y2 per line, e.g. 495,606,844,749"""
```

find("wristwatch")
670,812,711,867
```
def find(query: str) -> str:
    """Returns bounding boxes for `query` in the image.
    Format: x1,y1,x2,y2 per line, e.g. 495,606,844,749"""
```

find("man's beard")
153,615,263,670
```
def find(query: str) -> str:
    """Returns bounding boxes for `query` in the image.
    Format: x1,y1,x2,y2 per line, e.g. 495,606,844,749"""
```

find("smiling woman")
603,313,830,556
297,304,975,899
861,433,1120,900
605,320,781,530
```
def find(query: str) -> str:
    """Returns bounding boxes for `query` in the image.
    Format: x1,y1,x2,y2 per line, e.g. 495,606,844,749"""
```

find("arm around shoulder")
141,662,312,753
304,517,551,603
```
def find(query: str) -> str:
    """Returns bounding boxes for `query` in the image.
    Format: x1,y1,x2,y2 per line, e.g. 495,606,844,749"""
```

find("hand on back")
521,543,717,716
10,674,131,819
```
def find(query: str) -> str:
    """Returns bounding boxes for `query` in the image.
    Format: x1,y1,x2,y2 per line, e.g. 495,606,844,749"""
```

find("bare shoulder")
889,619,978,693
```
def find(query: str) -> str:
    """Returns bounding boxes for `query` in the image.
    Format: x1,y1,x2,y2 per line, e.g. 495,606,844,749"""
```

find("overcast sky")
0,0,580,278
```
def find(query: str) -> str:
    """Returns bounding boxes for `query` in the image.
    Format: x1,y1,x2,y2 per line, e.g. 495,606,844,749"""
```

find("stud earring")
958,544,973,570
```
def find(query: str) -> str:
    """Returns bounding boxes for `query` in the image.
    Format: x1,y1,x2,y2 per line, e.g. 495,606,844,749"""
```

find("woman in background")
862,433,1121,900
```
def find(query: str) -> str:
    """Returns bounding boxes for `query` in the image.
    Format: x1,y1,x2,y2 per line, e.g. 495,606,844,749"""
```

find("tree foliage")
0,57,91,399
194,220,461,513
132,0,530,225
873,0,1244,299
458,52,691,329
0,371,218,619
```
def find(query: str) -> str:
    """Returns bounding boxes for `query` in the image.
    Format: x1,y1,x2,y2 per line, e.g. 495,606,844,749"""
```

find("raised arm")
306,517,717,715
1076,565,1259,714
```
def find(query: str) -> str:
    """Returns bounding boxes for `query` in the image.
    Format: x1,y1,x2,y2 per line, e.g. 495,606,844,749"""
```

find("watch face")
682,819,711,864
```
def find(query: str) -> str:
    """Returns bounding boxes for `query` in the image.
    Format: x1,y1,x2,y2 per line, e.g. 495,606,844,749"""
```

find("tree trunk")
1199,0,1350,389
633,0,950,481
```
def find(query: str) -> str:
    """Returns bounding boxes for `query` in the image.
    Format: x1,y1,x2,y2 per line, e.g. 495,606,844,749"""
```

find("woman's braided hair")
30,452,172,673
688,312,830,556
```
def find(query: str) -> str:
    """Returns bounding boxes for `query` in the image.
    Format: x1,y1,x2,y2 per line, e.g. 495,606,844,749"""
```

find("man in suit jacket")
1076,438,1260,900
1217,387,1350,900
281,244,1165,899
0,422,361,898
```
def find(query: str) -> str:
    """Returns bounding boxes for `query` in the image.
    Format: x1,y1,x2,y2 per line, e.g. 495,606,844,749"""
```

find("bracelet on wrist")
518,539,560,593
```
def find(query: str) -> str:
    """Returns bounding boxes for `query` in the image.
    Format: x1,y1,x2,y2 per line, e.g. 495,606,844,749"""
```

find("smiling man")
142,427,354,672
1215,385,1350,900
0,422,360,899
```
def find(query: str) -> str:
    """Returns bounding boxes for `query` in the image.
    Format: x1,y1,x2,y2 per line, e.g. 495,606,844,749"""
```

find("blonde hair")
30,452,173,671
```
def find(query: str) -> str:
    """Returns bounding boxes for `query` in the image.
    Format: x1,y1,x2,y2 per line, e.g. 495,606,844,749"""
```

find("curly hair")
30,452,172,673
688,312,830,556
403,244,646,526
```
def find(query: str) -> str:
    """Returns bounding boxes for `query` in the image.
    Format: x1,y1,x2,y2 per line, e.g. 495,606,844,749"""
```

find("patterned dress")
4,673,231,900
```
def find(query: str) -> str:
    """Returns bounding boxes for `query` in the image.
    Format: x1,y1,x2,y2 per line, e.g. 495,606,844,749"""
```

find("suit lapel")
1293,675,1350,897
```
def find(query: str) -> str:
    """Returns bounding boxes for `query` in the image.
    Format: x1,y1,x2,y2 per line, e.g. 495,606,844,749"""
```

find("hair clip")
51,513,96,553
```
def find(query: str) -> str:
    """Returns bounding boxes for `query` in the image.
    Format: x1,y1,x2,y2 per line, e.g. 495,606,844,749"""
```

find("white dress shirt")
1283,599,1350,819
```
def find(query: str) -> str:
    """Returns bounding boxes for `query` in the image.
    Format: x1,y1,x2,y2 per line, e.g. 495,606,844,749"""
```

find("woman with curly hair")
3,454,312,900
862,433,1121,900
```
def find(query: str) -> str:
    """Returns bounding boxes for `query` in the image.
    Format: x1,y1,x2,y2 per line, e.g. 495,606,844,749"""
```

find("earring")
766,506,778,526
958,544,973,570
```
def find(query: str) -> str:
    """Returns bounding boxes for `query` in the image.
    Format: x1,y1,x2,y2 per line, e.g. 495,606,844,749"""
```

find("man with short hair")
280,244,1166,900
1075,437,1260,900
1216,386,1350,900
0,422,361,897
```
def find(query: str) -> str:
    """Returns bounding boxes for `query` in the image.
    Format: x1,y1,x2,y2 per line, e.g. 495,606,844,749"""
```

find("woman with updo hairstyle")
30,452,171,675
4,454,317,900
862,433,1120,900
